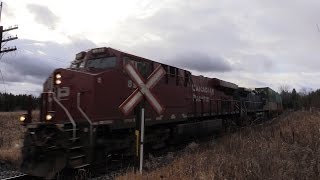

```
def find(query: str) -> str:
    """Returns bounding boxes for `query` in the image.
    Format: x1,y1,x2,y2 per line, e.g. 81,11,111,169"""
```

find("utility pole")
0,1,18,94
0,2,18,55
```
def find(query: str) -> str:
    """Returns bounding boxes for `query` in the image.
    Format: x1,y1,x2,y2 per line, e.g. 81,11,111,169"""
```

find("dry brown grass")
0,111,39,166
117,111,320,180
0,111,26,166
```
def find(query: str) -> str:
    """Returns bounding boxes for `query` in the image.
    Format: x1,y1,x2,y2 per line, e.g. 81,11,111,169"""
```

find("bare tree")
279,85,290,94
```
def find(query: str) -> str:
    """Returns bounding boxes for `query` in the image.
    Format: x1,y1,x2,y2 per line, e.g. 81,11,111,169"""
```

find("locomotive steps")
64,123,90,170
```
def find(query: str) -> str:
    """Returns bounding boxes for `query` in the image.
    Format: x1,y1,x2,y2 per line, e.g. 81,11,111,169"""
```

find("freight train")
19,47,283,179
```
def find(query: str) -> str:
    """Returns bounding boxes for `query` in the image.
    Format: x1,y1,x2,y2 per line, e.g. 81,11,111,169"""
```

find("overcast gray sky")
1,0,320,95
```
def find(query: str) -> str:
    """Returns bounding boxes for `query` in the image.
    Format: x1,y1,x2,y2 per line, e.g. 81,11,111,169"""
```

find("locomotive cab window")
86,57,117,69
123,57,150,76
79,61,86,68
169,66,176,77
137,62,149,76
184,70,191,87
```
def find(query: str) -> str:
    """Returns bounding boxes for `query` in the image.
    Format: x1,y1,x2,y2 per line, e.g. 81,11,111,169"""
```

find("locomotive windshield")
70,60,84,69
86,57,117,69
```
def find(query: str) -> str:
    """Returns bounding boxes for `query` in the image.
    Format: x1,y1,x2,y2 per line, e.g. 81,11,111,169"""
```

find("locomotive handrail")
47,92,77,141
187,97,264,115
77,92,93,145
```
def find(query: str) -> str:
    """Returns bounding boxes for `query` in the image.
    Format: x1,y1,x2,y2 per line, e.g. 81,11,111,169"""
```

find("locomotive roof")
211,78,238,90
102,47,192,73
108,47,154,63
87,47,240,90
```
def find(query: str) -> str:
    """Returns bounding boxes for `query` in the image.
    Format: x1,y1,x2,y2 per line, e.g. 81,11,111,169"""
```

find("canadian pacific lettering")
192,85,214,102
192,85,214,95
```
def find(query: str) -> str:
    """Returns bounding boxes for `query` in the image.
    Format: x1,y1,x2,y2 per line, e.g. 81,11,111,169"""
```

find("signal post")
135,102,145,173
119,63,165,174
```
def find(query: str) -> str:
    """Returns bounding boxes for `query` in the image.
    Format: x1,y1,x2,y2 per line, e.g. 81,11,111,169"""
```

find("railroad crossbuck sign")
119,63,166,115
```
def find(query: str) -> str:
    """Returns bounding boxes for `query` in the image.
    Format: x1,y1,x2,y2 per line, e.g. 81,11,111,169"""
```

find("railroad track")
2,174,40,180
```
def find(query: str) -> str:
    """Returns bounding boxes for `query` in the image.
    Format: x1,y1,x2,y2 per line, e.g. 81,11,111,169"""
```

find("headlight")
46,114,53,121
55,79,62,85
55,73,61,79
54,72,62,85
19,115,26,122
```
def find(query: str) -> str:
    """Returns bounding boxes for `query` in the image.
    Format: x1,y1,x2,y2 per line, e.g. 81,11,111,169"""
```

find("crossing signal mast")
0,2,18,55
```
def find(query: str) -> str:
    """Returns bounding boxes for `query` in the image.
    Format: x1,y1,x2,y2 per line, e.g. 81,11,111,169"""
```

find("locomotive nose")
21,124,68,179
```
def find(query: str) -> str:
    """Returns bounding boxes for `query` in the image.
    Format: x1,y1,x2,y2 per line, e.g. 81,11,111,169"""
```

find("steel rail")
2,174,28,180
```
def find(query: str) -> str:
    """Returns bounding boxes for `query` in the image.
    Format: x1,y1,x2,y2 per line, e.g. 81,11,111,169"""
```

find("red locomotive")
19,47,282,178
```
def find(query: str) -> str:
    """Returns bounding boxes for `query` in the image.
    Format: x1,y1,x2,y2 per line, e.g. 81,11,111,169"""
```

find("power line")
0,1,18,54
0,25,18,53
0,1,18,93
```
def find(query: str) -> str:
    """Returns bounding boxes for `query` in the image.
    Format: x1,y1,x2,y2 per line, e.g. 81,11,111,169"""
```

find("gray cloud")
172,52,232,72
65,35,97,52
232,54,275,73
17,36,96,63
3,0,320,93
103,0,320,90
26,4,59,30
3,3,15,18
1,55,55,83
0,37,97,94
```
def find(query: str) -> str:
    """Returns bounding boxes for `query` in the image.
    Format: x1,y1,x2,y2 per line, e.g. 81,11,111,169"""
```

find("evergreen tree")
0,92,39,112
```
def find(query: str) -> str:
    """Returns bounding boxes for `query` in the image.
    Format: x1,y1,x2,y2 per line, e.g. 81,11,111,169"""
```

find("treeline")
280,86,320,110
0,93,39,112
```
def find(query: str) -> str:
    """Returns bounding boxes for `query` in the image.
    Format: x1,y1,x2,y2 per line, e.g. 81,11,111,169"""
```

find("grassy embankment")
118,111,320,180
0,111,38,166
0,112,25,166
